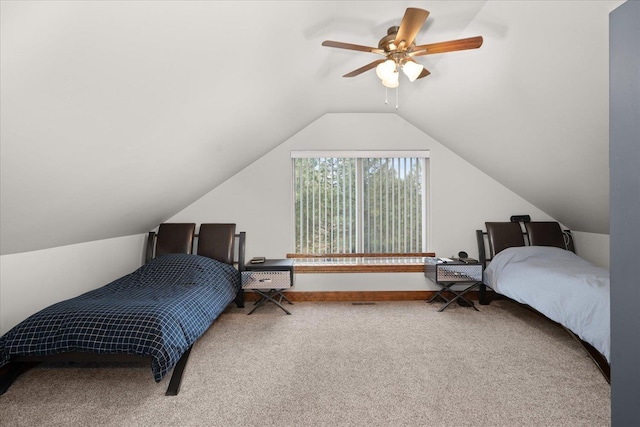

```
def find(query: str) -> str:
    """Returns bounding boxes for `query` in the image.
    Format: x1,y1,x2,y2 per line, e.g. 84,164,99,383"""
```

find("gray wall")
610,1,640,425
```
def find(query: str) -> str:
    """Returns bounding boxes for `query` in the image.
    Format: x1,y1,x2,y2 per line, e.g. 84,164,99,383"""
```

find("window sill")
286,253,435,273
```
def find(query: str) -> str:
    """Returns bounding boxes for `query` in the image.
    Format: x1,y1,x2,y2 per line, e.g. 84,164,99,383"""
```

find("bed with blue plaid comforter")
0,253,239,382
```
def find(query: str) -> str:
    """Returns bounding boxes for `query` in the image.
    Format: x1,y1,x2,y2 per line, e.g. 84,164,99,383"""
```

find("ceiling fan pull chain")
384,87,388,105
395,86,399,110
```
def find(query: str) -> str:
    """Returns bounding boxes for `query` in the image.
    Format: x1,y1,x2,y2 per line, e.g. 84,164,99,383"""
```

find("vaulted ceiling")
0,1,623,255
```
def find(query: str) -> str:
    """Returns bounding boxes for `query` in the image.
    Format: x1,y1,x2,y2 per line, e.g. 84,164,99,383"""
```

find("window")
292,151,428,255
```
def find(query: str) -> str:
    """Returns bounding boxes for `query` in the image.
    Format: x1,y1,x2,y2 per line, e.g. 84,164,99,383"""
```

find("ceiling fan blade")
343,59,386,77
412,36,483,56
416,68,431,79
322,40,384,54
395,8,429,48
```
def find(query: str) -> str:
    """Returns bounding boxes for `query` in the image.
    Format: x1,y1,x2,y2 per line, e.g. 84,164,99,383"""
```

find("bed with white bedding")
477,220,610,382
483,246,610,362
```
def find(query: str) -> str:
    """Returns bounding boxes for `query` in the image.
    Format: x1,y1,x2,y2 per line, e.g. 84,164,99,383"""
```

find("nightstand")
242,259,294,315
424,258,483,312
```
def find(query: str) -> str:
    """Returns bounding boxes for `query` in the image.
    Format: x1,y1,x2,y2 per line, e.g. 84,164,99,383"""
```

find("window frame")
290,150,430,256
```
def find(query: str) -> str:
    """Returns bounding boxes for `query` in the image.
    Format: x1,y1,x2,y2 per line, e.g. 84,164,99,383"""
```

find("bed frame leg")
479,283,496,305
0,361,40,395
165,347,192,396
235,289,245,308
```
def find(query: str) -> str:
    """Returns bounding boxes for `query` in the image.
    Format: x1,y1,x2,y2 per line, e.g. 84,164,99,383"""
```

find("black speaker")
510,215,531,223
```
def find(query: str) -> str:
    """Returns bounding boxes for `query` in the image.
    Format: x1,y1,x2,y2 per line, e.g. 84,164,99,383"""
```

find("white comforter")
484,246,610,362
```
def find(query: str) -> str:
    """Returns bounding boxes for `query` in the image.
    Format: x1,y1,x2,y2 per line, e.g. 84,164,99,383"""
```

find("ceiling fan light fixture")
402,61,424,82
381,71,399,88
376,59,396,81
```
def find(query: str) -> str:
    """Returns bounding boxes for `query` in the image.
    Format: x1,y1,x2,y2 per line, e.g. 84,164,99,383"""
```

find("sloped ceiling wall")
0,1,622,255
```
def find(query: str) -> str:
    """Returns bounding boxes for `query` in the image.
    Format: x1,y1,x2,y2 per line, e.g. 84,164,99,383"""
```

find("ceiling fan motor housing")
379,26,399,51
379,25,417,59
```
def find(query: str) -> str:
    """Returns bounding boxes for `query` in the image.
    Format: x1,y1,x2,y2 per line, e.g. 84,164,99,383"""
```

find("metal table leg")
247,289,292,315
429,282,481,312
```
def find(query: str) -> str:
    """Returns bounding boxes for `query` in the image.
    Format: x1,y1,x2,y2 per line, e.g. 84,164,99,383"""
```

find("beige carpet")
0,300,610,426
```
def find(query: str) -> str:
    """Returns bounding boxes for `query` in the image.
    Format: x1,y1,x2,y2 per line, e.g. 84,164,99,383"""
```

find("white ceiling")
0,1,623,255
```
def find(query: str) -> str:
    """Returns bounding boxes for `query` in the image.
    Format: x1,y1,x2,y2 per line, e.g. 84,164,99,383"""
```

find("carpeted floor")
0,300,610,426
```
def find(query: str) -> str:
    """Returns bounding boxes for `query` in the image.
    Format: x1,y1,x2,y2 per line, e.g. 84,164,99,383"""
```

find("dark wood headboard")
146,223,245,271
476,220,574,267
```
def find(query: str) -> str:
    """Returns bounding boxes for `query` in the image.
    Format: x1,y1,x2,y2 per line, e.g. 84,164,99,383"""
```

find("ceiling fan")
322,7,483,88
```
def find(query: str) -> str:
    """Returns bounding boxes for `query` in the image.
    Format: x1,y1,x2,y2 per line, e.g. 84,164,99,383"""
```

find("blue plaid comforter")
0,253,239,381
